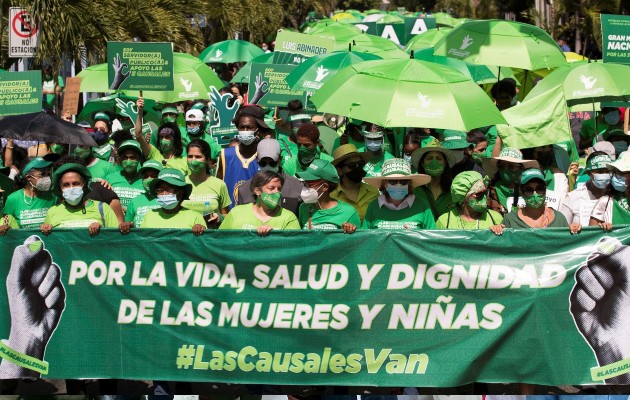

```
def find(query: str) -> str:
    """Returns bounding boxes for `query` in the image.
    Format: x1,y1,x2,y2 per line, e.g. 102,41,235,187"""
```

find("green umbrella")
404,28,452,53
431,12,460,28
231,53,274,84
77,63,112,93
301,18,333,33
77,93,161,125
285,51,382,92
413,48,496,83
340,34,409,59
124,53,224,103
310,59,507,130
199,40,265,64
432,19,567,70
308,21,364,42
376,14,404,24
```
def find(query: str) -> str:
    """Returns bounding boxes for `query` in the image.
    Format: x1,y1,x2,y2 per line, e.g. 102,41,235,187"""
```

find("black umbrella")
0,112,97,146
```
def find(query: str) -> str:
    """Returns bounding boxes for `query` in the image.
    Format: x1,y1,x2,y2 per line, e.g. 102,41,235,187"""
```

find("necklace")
23,189,34,206
458,213,480,230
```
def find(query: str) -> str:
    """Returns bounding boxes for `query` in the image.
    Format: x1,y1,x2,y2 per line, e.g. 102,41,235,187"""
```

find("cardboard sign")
62,77,81,116
107,42,174,91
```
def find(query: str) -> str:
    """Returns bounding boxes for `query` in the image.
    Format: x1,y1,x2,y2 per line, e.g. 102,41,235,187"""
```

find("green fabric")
277,134,298,165
148,145,191,176
362,151,395,177
87,159,119,181
414,186,453,219
42,75,64,109
579,118,609,142
93,144,113,161
361,196,436,230
502,208,569,228
2,189,57,228
140,208,206,228
0,173,15,210
103,171,144,209
612,196,630,225
219,204,300,230
450,171,483,205
542,167,556,190
282,152,334,177
182,176,232,213
298,201,360,230
484,125,498,158
436,208,503,229
125,193,160,227
44,200,118,228
494,182,514,209
0,213,19,229
332,134,364,154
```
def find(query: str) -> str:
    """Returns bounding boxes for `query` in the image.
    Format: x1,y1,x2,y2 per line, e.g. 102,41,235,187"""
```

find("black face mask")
536,151,554,167
345,166,366,183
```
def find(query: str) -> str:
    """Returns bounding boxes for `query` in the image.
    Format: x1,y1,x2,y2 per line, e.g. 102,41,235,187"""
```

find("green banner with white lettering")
601,14,630,65
1,228,630,385
107,42,174,91
273,30,336,65
247,63,313,110
0,71,42,116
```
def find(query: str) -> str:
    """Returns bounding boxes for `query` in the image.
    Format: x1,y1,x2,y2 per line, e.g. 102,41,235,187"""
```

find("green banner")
107,42,174,91
2,228,630,385
376,23,406,46
353,22,377,35
247,63,313,110
273,30,336,65
0,70,42,116
601,14,630,65
404,17,437,44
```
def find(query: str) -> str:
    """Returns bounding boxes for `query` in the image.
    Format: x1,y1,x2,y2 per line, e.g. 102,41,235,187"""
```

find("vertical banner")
272,30,336,65
601,14,630,65
107,42,174,91
61,77,82,116
0,70,42,116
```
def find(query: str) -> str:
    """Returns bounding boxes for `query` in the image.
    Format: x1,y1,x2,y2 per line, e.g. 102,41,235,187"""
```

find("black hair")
110,129,134,148
403,132,422,146
490,79,517,99
187,139,211,161
466,129,488,145
250,170,284,200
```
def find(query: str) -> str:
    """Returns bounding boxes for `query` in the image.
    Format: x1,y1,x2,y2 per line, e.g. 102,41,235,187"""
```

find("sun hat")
585,153,612,172
364,158,430,189
441,130,473,151
482,147,540,178
51,163,92,196
149,168,193,199
296,159,340,183
139,159,163,174
233,105,270,129
520,168,546,185
607,150,630,172
117,140,145,162
451,171,485,205
257,139,281,161
410,138,457,170
185,109,204,122
21,157,52,178
331,144,371,166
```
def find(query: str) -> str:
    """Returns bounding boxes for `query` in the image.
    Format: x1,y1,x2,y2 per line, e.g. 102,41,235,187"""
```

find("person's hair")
93,113,113,132
490,79,517,99
229,83,242,95
110,129,134,148
403,133,422,146
418,152,454,193
157,122,184,157
287,99,303,112
187,139,211,161
466,129,487,145
296,124,320,143
250,170,284,200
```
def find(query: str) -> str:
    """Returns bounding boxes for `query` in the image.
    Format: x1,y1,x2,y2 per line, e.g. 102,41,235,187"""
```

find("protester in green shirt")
120,160,163,232
362,158,435,230
182,108,222,166
296,159,359,233
73,122,119,180
360,123,395,177
140,168,205,235
92,112,114,162
104,140,145,211
220,170,300,235
283,123,333,176
0,211,19,235
41,163,118,236
589,153,630,230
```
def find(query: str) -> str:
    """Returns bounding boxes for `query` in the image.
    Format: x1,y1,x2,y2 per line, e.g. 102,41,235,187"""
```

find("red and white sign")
9,8,39,57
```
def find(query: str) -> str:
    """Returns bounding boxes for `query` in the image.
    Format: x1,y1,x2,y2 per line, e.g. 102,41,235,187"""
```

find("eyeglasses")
522,185,546,196
259,160,278,168
387,179,409,185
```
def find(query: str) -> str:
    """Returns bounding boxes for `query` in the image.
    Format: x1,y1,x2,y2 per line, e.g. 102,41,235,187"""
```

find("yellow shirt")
330,183,379,222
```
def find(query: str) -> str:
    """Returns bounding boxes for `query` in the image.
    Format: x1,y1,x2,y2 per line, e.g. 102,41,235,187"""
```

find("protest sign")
273,30,336,65
601,14,630,65
208,86,240,145
61,77,81,116
1,228,630,386
107,42,174,91
247,63,313,110
0,70,42,116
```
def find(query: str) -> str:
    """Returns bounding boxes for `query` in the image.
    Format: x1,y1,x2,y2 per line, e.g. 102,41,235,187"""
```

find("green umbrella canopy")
431,12,460,27
376,14,404,24
308,21,364,42
341,34,409,59
310,58,507,130
199,40,265,64
413,48,496,83
231,53,274,84
432,19,568,70
124,53,224,103
77,93,161,125
404,28,452,53
285,51,382,92
77,63,111,93
301,18,333,33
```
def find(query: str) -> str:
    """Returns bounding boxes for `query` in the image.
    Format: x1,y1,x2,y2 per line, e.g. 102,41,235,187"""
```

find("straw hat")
482,147,539,178
331,144,372,166
410,138,456,170
364,158,430,189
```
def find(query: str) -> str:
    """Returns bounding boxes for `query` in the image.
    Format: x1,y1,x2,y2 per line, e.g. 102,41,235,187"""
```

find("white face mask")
237,130,257,145
300,184,323,204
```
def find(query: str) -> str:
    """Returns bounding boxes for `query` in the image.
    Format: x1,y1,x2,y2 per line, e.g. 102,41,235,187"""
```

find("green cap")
161,107,179,115
451,171,484,204
51,163,92,196
442,130,473,150
520,168,545,185
139,159,164,173
586,154,612,172
117,140,145,161
93,112,111,122
149,168,192,199
296,159,340,183
21,157,52,178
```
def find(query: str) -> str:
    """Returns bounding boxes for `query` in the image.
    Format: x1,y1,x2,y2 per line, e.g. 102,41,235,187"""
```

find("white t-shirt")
560,185,600,225
591,195,614,223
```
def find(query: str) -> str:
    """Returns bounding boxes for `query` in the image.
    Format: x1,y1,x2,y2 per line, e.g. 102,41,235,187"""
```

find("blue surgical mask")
403,154,412,164
611,174,628,193
157,194,179,209
605,111,620,126
591,173,611,189
365,138,383,152
237,130,257,145
386,183,408,201
187,126,201,136
62,187,84,206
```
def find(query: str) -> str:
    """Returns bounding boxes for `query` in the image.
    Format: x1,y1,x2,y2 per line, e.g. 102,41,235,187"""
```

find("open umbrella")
340,34,409,59
285,51,381,92
431,12,460,28
231,53,274,84
124,53,223,103
199,40,265,64
413,48,496,83
0,112,97,146
564,51,588,63
404,28,452,53
77,63,111,93
308,22,364,42
310,58,507,130
432,19,567,70
77,93,161,125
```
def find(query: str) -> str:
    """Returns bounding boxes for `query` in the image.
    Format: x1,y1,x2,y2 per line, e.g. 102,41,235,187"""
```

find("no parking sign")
9,8,39,57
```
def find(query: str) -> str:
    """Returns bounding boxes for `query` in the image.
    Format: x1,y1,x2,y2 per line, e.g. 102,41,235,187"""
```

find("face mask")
386,183,408,201
424,159,445,177
471,152,484,165
33,176,52,192
262,46,268,51
300,184,323,204
612,141,628,156
259,191,282,209
605,111,620,126
50,144,65,155
238,130,257,145
612,174,628,192
90,130,109,145
345,166,366,183
157,194,179,209
45,74,52,81
403,154,412,164
160,138,174,152
591,173,611,189
523,193,545,209
93,143,111,158
62,187,84,206
121,160,139,174
510,96,518,107
73,147,91,160
452,151,465,164
365,139,383,152
188,160,206,174
298,146,317,165
499,169,520,184
536,151,554,167
163,116,177,123
467,195,487,213
142,178,153,192
187,126,201,136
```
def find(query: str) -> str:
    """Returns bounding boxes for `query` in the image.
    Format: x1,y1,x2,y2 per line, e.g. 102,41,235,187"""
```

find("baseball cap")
257,139,281,161
520,168,545,185
186,109,204,122
296,159,339,183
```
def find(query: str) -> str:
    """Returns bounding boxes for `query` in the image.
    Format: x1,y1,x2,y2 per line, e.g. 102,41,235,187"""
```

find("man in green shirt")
104,140,145,210
283,123,333,176
121,160,163,230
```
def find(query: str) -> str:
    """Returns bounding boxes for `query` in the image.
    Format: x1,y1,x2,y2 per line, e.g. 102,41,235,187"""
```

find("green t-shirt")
219,204,300,231
277,134,298,165
0,213,19,229
87,158,118,181
2,189,57,228
93,143,113,161
44,200,118,228
436,208,503,229
362,151,395,177
182,176,232,213
282,151,334,177
125,193,160,227
104,171,144,209
414,186,453,220
140,208,206,229
361,196,436,230
148,145,190,176
298,200,360,230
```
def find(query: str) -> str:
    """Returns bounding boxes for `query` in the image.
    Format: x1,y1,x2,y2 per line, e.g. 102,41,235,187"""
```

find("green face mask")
424,159,445,177
121,160,139,173
524,193,545,209
187,160,206,174
298,146,317,165
471,152,484,165
259,191,282,209
163,116,177,123
499,169,520,184
73,147,91,160
467,196,487,213
160,138,174,153
142,178,153,192
50,144,66,155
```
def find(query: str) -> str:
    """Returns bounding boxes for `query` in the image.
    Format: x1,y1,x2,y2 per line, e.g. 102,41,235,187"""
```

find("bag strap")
280,139,293,158
422,186,440,220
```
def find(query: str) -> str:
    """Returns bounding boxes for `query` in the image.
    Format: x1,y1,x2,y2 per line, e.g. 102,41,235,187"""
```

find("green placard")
247,63,312,110
404,17,437,43
0,70,42,116
376,23,407,46
107,42,174,91
273,30,336,65
601,14,630,65
1,228,630,385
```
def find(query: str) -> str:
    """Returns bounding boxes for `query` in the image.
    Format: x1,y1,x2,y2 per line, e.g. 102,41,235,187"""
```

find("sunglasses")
522,185,546,196
387,179,409,185
259,160,278,168
342,161,365,170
